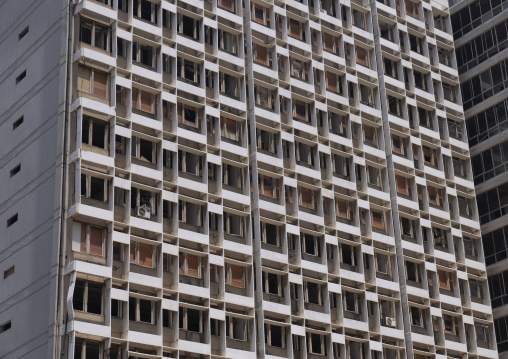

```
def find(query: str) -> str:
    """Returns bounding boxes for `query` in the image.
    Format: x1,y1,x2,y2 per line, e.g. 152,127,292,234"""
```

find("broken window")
81,173,108,202
406,261,420,282
177,103,202,129
335,198,354,222
304,281,322,305
437,269,454,291
356,46,370,68
131,187,157,214
422,146,437,166
463,237,478,258
73,279,103,315
262,271,282,296
308,333,326,355
220,117,241,142
258,173,279,199
332,154,350,179
132,42,156,69
301,233,320,256
257,129,277,154
179,200,203,227
261,222,281,246
341,244,357,266
179,252,204,278
74,339,102,359
218,29,238,55
344,291,359,313
179,307,203,332
410,306,424,327
177,57,201,85
376,253,390,275
295,142,314,166
359,84,374,106
223,212,244,236
409,34,423,54
130,242,157,268
177,14,199,40
77,65,109,100
427,186,443,207
219,72,240,98
387,95,402,117
396,175,411,196
458,196,473,218
129,297,155,323
133,0,158,23
131,136,157,164
225,263,245,288
298,187,318,210
363,125,377,147
443,314,459,335
79,223,106,256
290,57,309,81
371,210,386,231
178,150,202,176
293,99,310,122
379,21,394,42
226,316,248,341
475,323,490,343
400,217,416,239
391,135,406,155
469,279,484,299
223,164,243,189
254,85,275,110
265,323,285,348
79,18,111,52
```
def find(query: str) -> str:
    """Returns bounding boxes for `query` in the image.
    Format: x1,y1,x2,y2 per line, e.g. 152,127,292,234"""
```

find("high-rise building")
0,0,499,358
450,0,508,357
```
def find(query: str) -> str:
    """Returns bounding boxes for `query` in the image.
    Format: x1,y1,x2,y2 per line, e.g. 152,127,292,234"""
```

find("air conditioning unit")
137,205,151,219
385,317,396,327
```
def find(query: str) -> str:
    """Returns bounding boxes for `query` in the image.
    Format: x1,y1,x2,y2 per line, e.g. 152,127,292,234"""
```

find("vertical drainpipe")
243,0,266,357
369,0,414,357
55,0,74,357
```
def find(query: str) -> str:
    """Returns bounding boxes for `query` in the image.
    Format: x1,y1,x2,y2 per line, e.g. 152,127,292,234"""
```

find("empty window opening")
226,315,248,341
13,116,23,130
82,117,108,149
18,26,29,40
81,174,108,202
129,297,155,323
73,279,103,315
304,281,322,305
7,214,18,227
406,261,420,282
265,323,285,348
3,266,14,279
16,70,26,84
179,306,203,332
10,164,21,177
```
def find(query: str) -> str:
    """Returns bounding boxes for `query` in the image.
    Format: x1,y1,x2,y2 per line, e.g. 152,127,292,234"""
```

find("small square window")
16,71,26,84
3,266,14,279
7,214,18,227
10,164,21,177
13,116,23,130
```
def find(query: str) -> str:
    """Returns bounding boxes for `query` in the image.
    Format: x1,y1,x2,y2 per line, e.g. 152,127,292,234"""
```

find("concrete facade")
0,0,499,358
450,0,508,357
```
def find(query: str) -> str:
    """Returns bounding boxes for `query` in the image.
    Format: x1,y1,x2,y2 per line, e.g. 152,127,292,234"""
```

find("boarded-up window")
256,44,267,65
289,19,301,38
89,226,103,256
396,175,409,195
138,243,153,268
327,71,337,92
140,90,153,113
356,47,368,67
93,71,108,99
230,264,244,288
372,211,384,229
187,254,199,278
77,66,91,93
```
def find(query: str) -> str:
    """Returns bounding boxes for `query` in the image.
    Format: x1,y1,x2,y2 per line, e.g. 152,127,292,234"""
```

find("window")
3,266,14,279
133,0,158,23
16,70,26,84
410,306,424,327
396,175,411,196
251,3,269,25
422,146,437,165
177,57,201,85
177,14,200,40
308,333,326,355
74,338,102,359
298,187,318,211
78,223,106,256
443,315,459,335
304,281,322,305
261,222,281,246
262,271,283,296
79,18,111,52
293,99,310,122
77,65,108,99
356,46,370,68
7,214,18,227
376,253,391,275
336,198,354,222
341,244,357,266
82,116,108,150
367,166,382,188
437,270,454,291
463,237,478,258
302,233,321,256
73,279,103,315
290,57,309,81
427,186,443,207
81,174,108,202
295,142,314,166
131,187,157,214
400,217,415,239
132,88,157,114
363,125,377,147
129,297,156,324
255,85,275,110
130,242,157,268
179,200,203,227
13,116,23,130
225,263,245,288
288,18,305,41
10,164,20,178
179,307,203,332
178,150,202,176
265,323,285,348
388,96,403,117
476,323,490,343
223,164,243,189
371,210,386,231
18,26,29,40
332,154,350,179
179,252,204,278
223,212,244,237
469,279,484,300
344,291,359,313
406,261,420,282
253,43,272,67
177,103,201,129
218,29,238,55
0,321,11,334
323,32,340,54
226,316,248,341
